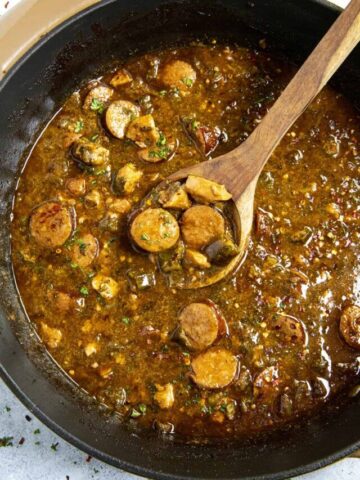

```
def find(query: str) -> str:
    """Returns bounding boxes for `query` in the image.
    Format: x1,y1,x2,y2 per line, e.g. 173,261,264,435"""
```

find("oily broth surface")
11,44,360,439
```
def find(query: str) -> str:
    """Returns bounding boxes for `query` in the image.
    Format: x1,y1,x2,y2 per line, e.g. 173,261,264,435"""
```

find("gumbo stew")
11,43,360,440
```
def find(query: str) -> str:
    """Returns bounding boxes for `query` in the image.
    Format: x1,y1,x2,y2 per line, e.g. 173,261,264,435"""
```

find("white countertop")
0,0,358,479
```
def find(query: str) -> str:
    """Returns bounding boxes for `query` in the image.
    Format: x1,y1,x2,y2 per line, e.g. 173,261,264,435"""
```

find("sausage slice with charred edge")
70,233,99,268
270,313,308,346
178,301,227,350
181,205,225,250
340,305,360,349
30,201,74,248
105,100,140,139
191,348,239,389
130,208,180,253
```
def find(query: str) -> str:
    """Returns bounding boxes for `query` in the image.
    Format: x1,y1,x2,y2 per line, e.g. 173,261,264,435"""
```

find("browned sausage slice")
160,60,196,92
70,233,99,268
66,177,86,197
83,85,113,111
105,100,140,139
191,348,239,389
130,208,180,253
181,205,225,250
30,201,74,248
178,302,219,350
340,305,360,349
271,313,308,346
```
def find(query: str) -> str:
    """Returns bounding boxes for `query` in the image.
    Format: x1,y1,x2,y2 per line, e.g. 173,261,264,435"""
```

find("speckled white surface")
0,0,357,479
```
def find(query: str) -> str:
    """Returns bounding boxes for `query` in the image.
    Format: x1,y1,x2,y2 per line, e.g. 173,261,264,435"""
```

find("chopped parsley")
130,409,141,418
138,403,147,414
74,120,84,133
80,286,89,296
89,133,99,142
70,262,78,269
90,98,105,114
0,437,13,447
51,442,59,451
5,406,11,412
121,317,131,325
182,77,194,87
159,90,167,97
76,239,87,255
191,119,200,130
141,233,150,241
33,428,40,435
149,145,171,160
157,132,167,147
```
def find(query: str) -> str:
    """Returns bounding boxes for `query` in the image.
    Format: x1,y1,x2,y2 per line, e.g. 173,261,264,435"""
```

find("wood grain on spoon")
168,0,360,286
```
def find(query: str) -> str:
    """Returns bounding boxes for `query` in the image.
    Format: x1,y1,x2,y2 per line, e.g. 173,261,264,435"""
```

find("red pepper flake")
19,437,25,445
86,455,92,463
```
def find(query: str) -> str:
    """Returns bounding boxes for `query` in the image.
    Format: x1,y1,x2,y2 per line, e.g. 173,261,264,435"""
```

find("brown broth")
11,44,360,440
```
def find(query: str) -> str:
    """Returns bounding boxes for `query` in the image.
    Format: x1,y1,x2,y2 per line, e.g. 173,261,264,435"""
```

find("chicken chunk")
70,233,99,268
83,85,114,111
126,114,160,148
114,163,143,195
105,100,140,139
91,274,119,300
191,348,239,389
40,322,62,349
158,182,191,210
109,69,132,87
130,208,180,253
30,201,74,248
160,60,196,92
185,175,232,203
72,138,109,166
181,205,225,250
184,249,210,269
340,305,360,349
154,383,175,409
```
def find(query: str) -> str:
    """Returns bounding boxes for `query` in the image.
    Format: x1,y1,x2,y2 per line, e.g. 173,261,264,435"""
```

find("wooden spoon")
160,0,360,288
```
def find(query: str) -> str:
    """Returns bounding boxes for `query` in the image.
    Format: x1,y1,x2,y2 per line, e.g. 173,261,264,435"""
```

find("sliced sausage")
181,205,225,250
105,100,140,139
30,201,74,248
160,60,196,91
191,348,239,389
158,182,191,210
270,313,307,346
114,163,143,195
70,233,99,268
126,114,160,148
185,175,232,203
66,177,86,197
130,208,180,253
83,85,114,111
340,305,360,349
109,69,132,87
253,366,282,403
72,138,109,166
178,302,220,350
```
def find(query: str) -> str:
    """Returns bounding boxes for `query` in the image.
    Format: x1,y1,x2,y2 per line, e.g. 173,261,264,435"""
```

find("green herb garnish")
121,317,131,325
130,409,141,418
90,98,105,114
0,437,13,447
74,120,84,133
80,286,89,296
141,233,150,241
51,442,59,451
182,77,194,87
138,403,147,414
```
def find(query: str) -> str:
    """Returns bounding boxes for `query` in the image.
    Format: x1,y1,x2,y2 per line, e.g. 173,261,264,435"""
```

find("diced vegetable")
127,269,156,290
158,242,185,273
205,239,240,265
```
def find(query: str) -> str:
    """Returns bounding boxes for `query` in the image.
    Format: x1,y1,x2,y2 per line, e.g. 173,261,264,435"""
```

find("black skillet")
0,1,360,479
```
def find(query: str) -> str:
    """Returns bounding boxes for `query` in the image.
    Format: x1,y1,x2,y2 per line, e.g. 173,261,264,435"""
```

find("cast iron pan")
0,1,360,479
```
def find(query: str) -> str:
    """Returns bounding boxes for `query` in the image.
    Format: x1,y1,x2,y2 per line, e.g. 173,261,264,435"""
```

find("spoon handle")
235,0,360,181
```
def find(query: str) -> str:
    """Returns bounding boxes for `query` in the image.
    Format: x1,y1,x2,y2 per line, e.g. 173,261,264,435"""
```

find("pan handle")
0,0,99,81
